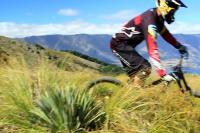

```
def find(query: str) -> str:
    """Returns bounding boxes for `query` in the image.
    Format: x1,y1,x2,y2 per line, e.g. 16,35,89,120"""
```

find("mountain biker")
110,0,189,87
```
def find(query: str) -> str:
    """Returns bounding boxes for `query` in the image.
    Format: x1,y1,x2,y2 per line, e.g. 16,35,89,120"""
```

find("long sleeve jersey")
112,8,181,77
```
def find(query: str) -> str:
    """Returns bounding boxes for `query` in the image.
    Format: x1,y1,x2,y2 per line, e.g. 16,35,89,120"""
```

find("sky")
0,0,199,37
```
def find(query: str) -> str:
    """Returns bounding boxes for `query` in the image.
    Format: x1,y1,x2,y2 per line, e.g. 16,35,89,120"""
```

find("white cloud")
101,9,140,21
58,8,78,16
167,21,200,34
0,21,121,38
0,21,200,38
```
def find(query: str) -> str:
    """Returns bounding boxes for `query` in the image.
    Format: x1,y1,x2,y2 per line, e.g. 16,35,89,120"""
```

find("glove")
162,73,176,82
178,45,189,59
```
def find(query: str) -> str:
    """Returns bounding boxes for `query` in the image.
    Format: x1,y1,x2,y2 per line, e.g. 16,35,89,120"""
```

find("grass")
31,87,105,133
1,57,200,133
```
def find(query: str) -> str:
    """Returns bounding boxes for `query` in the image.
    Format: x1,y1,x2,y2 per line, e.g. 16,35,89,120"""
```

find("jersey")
111,8,181,77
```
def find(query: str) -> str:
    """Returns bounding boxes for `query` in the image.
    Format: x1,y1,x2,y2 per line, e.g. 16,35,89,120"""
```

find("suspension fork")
174,67,192,94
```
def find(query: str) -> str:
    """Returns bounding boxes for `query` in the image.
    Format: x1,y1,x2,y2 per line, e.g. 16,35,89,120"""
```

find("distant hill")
21,34,200,74
21,34,116,64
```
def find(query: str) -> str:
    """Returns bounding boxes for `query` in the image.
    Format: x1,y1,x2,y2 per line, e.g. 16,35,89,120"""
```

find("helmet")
156,0,187,24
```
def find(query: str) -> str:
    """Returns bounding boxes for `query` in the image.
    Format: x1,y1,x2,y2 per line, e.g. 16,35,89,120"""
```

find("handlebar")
152,56,184,86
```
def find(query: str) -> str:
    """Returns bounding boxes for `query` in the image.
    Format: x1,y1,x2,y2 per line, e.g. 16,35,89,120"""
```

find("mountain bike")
86,56,200,98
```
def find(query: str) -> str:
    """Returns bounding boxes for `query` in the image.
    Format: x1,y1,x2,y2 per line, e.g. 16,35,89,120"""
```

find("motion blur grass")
0,57,200,133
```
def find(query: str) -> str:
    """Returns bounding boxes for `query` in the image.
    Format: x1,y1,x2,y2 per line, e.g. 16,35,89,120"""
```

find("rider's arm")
142,16,166,77
160,26,182,49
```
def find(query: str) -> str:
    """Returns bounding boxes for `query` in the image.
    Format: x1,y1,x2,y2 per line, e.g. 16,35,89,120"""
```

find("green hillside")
0,36,96,69
63,50,123,74
0,36,123,74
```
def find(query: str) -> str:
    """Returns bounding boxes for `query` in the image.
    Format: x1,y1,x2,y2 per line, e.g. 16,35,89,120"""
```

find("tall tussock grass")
102,86,200,133
31,87,105,132
0,57,200,133
0,57,104,132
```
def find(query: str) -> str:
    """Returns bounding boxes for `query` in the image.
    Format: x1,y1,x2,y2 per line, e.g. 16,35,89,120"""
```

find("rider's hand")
178,45,189,59
162,73,176,82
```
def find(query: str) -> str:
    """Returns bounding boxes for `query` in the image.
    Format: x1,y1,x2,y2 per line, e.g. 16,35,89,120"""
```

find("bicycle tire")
85,77,123,92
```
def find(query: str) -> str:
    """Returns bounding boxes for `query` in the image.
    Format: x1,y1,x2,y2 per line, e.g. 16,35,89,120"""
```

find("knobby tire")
86,77,123,92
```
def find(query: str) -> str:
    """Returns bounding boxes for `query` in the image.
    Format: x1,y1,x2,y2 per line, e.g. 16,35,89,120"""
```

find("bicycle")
86,56,200,98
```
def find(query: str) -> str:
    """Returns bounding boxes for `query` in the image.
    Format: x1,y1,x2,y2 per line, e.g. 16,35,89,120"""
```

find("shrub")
31,87,106,133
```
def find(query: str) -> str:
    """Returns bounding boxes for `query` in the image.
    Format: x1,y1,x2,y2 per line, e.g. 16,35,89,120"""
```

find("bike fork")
176,71,192,94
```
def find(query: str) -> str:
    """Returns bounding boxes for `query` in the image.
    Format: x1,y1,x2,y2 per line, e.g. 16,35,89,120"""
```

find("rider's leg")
111,41,152,87
129,67,151,87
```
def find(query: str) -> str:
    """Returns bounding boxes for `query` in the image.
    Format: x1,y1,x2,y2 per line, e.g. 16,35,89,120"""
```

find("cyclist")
110,0,189,87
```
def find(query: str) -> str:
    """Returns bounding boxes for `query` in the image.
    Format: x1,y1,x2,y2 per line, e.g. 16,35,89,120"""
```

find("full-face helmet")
156,0,187,24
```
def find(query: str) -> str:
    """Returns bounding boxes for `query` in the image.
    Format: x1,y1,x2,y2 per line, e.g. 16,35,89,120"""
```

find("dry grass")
0,57,200,133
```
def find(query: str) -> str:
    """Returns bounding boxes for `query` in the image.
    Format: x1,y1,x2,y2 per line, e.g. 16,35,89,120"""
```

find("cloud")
0,21,200,38
58,8,78,16
0,21,121,37
167,21,200,34
101,9,140,22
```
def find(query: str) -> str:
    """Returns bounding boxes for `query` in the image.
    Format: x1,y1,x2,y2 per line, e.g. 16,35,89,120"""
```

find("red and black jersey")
112,8,181,77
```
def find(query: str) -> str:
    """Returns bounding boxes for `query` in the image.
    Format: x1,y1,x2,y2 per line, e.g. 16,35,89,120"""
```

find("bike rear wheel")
85,77,123,98
86,77,123,92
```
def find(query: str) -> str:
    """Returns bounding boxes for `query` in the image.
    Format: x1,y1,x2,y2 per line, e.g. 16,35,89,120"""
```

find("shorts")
110,38,151,77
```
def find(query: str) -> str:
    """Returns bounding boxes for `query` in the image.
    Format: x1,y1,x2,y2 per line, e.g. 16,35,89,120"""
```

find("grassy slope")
0,36,103,71
0,36,200,132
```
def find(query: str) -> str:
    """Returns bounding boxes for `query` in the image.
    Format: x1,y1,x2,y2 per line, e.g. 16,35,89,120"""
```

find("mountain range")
21,34,200,74
21,34,115,64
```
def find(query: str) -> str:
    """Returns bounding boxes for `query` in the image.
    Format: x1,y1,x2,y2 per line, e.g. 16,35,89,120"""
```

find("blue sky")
0,0,199,37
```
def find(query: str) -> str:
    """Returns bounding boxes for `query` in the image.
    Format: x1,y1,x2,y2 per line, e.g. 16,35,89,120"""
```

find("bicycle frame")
152,56,200,98
171,57,192,94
